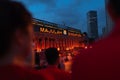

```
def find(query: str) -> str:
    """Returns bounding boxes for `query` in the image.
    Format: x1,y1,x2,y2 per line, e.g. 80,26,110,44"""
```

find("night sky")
17,0,106,35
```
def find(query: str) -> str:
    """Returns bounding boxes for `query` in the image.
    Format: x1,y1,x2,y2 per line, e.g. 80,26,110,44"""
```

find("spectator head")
107,0,120,21
45,48,59,65
0,1,33,59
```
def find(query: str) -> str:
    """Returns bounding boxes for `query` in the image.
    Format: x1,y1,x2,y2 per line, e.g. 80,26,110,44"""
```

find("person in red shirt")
0,1,53,80
72,0,120,80
40,48,71,80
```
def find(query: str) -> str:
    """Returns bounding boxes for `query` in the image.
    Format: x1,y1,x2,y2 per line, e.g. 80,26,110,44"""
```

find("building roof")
33,18,81,33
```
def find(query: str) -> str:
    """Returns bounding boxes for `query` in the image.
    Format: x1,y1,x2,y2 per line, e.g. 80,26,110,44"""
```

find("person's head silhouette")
0,1,33,66
45,48,59,66
107,0,120,22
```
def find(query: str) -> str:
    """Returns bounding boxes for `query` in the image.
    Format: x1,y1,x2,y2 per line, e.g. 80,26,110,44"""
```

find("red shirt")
0,65,53,80
40,66,71,80
72,20,120,80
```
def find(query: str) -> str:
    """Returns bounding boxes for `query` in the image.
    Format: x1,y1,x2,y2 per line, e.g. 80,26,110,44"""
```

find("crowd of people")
40,48,71,80
0,0,120,80
38,49,73,73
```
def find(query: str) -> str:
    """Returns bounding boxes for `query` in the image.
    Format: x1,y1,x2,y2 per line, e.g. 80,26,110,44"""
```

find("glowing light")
57,48,60,51
63,30,67,35
85,46,88,49
59,54,61,57
37,48,41,52
66,48,69,51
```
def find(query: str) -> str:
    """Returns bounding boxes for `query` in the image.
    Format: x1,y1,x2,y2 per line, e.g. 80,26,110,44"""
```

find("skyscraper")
87,11,98,39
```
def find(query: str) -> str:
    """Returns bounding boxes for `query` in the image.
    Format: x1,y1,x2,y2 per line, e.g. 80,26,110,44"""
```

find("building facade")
87,11,98,39
32,18,82,52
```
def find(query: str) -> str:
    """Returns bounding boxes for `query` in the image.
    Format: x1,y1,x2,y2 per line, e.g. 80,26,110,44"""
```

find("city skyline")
17,0,106,35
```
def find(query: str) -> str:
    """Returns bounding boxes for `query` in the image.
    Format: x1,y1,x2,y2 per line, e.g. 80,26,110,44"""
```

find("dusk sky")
17,0,106,35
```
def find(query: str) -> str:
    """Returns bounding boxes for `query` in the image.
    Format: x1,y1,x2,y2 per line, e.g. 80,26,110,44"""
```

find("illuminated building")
33,18,83,51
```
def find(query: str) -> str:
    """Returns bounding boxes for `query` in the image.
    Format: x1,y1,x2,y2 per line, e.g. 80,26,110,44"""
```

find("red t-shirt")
40,66,71,80
0,65,53,80
72,20,120,80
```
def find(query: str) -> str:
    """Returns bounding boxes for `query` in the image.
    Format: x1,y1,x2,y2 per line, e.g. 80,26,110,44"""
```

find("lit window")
63,30,67,35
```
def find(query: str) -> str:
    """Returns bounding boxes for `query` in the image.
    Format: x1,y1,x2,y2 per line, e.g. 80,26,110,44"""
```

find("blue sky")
17,0,106,35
